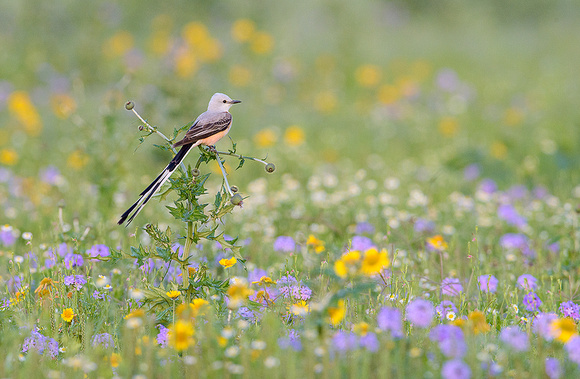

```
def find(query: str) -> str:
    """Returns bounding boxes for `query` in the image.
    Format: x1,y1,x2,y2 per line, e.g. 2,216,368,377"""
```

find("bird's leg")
207,145,217,155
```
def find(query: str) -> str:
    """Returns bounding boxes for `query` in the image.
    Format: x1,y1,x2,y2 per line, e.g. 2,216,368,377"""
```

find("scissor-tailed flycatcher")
118,93,241,226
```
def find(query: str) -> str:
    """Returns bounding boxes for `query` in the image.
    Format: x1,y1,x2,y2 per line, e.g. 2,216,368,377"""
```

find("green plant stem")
182,219,194,299
216,150,269,166
214,151,233,197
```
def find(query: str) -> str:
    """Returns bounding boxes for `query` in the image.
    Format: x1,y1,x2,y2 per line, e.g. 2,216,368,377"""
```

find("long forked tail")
118,144,194,226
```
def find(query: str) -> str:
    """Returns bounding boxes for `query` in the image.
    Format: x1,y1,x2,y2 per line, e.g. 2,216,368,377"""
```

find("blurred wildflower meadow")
2,0,580,377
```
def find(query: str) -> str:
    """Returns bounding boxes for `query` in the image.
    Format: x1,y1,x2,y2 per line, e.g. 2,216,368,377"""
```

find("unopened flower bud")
125,101,134,110
192,168,200,177
138,125,144,131
230,185,239,193
265,163,276,173
231,194,243,206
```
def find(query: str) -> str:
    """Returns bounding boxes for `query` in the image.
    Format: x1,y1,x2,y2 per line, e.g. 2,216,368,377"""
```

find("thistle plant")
109,101,275,317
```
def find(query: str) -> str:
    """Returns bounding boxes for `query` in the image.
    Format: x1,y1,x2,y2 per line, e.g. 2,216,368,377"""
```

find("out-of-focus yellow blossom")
190,298,209,317
148,14,172,56
427,235,448,251
328,299,346,326
252,276,277,286
306,235,325,253
438,117,459,137
103,31,134,58
211,161,230,175
551,318,577,343
227,278,253,309
342,250,361,265
219,257,237,268
290,301,309,316
353,322,370,336
250,31,274,55
284,125,305,147
490,141,508,160
378,84,400,105
50,94,77,119
314,91,337,114
10,290,26,305
110,353,121,368
8,91,42,136
124,309,145,320
254,129,277,147
355,64,381,87
504,107,524,126
229,65,252,87
396,76,418,98
0,149,18,166
67,150,89,170
360,248,390,276
174,47,199,78
169,320,195,352
231,19,256,42
467,310,491,334
182,22,222,62
334,260,348,278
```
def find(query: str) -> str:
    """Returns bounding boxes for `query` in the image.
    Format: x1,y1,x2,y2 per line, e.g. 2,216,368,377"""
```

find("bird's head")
208,93,241,112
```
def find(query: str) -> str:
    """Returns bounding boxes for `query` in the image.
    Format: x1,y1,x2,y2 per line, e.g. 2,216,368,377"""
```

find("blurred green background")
1,0,579,234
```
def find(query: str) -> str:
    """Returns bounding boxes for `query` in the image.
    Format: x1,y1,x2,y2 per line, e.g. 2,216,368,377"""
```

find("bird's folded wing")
173,112,232,147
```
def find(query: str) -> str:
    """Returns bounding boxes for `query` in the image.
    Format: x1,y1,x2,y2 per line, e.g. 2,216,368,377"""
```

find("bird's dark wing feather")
173,112,232,147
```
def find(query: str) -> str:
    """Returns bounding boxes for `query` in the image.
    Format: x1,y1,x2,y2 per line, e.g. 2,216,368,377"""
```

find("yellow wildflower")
342,250,361,265
190,298,209,316
254,129,277,147
290,301,309,316
34,277,59,298
8,91,42,136
353,322,370,336
551,318,577,343
50,94,77,119
438,117,459,137
378,84,400,105
110,353,121,368
252,276,277,286
61,308,75,322
427,235,448,251
334,259,348,278
103,30,134,58
306,235,325,253
166,290,181,300
504,107,524,126
124,309,145,320
360,248,390,276
250,31,274,54
490,141,508,160
229,65,252,87
169,320,195,352
219,257,237,269
314,91,337,113
355,64,381,87
67,150,89,170
231,19,256,42
227,278,253,309
468,310,491,335
328,299,346,326
0,149,18,166
174,47,199,78
284,126,305,147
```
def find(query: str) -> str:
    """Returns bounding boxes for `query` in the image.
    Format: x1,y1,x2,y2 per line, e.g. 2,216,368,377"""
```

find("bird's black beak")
230,100,242,104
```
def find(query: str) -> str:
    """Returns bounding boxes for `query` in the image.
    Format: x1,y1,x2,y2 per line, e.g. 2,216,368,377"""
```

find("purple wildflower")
463,164,480,181
40,166,62,185
441,359,471,379
377,307,403,338
500,326,529,352
414,218,435,233
92,290,106,300
436,301,458,320
516,274,538,290
355,222,375,234
298,286,312,301
278,329,302,351
156,325,169,347
359,332,379,352
523,292,542,312
248,268,268,284
533,313,558,340
56,243,71,257
64,275,86,291
500,233,528,250
436,68,460,92
429,325,466,358
0,225,16,246
559,301,580,320
497,204,527,229
477,275,499,293
441,278,463,296
0,298,10,309
92,333,115,348
87,244,110,258
566,336,580,365
64,253,84,268
478,178,497,194
332,331,358,353
22,328,59,358
406,299,434,328
545,358,562,379
351,236,374,251
273,236,296,252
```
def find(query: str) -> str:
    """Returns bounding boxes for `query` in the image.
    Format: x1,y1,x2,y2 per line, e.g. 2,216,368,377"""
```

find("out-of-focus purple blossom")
414,218,435,233
547,242,559,254
64,253,84,268
332,331,358,353
87,244,110,258
436,68,460,92
442,278,463,296
156,325,169,347
441,359,471,379
355,222,375,234
507,185,528,200
44,257,56,269
559,301,580,320
278,329,302,351
500,326,529,352
0,225,16,247
463,164,480,181
516,274,538,290
436,301,458,319
7,275,23,292
497,204,527,229
93,290,107,300
430,325,466,358
351,236,374,251
406,299,434,328
565,336,580,365
92,333,115,348
39,166,62,185
477,275,499,293
533,186,549,199
499,234,528,250
0,167,11,182
533,313,558,340
377,307,403,338
291,285,312,301
1,298,11,309
545,358,562,379
523,292,542,312
22,328,59,358
57,243,71,257
478,178,497,194
273,236,296,252
359,332,379,352
237,306,257,321
248,268,268,284
481,361,503,376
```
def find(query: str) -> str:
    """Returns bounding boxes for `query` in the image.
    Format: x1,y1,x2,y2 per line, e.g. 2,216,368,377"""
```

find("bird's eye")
223,100,227,103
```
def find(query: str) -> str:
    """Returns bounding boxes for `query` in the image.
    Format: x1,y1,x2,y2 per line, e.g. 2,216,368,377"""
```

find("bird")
118,93,241,226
